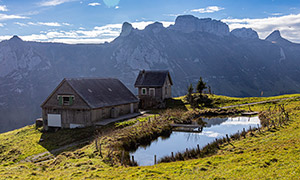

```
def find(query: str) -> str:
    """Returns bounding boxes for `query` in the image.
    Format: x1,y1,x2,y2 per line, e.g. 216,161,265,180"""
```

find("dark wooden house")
41,78,139,130
134,70,173,108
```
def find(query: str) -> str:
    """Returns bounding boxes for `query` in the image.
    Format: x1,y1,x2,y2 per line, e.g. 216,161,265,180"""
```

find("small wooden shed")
134,70,173,108
41,78,139,130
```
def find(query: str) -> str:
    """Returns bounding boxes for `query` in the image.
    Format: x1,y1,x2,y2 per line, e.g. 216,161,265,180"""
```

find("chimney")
141,69,145,79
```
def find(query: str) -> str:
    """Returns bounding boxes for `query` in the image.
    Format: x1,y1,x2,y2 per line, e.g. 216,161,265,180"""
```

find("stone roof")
134,70,173,87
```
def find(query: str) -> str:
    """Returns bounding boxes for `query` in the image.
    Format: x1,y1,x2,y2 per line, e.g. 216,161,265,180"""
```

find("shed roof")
134,70,173,87
42,78,138,109
66,78,138,108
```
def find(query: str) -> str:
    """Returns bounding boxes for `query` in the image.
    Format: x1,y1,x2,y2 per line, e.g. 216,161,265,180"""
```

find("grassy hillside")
0,94,299,179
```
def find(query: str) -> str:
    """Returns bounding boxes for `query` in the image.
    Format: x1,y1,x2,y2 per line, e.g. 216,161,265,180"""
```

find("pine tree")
196,77,207,95
186,83,194,104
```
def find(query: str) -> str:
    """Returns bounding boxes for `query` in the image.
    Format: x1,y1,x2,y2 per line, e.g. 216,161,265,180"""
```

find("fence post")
99,143,102,157
171,152,174,160
132,155,134,163
226,134,230,142
154,155,157,165
121,150,124,165
95,139,98,151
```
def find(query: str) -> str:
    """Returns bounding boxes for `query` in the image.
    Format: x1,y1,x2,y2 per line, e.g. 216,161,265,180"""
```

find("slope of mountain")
0,15,300,132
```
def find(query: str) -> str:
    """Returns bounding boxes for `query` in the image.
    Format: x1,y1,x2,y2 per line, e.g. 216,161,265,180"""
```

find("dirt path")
220,96,299,109
23,138,91,163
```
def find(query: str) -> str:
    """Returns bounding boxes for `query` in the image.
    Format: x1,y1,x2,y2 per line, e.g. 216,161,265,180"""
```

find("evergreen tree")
186,83,194,104
196,77,207,95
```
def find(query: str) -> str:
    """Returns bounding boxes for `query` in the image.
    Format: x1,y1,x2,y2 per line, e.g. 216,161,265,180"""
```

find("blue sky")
0,0,300,43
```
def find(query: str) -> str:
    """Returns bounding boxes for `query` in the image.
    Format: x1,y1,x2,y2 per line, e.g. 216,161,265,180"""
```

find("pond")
130,116,260,166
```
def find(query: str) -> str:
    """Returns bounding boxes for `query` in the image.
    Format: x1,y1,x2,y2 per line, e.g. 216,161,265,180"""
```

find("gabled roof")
134,70,173,87
42,78,138,109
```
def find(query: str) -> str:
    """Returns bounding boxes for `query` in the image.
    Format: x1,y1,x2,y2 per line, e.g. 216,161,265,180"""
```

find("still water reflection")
130,116,260,166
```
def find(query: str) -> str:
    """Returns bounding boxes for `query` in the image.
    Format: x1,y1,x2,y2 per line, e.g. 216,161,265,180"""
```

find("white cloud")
0,23,4,27
0,21,174,44
0,5,8,12
271,13,283,16
39,0,76,7
28,22,70,27
0,35,13,41
38,22,61,26
191,6,224,13
14,22,28,27
0,14,28,21
222,13,300,42
115,6,119,9
163,14,181,17
88,2,100,6
62,22,71,26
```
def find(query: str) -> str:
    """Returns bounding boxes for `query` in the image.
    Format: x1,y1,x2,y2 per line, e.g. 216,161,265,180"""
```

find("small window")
63,97,70,105
58,95,74,106
149,88,155,97
141,88,147,95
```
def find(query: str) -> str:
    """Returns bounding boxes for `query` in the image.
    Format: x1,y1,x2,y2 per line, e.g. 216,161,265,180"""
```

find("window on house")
58,95,74,106
149,88,155,97
141,88,147,95
63,97,70,105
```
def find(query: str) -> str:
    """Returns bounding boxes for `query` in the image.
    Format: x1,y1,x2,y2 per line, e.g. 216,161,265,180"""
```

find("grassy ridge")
0,94,299,179
169,93,300,110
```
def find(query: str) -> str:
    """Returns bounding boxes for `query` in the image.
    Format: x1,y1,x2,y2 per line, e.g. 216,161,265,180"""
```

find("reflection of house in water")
203,117,228,128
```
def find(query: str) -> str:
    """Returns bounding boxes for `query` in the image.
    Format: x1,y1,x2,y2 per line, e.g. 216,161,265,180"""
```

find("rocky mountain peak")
231,28,259,39
169,15,229,36
266,30,282,42
145,22,164,33
120,22,133,37
9,35,23,42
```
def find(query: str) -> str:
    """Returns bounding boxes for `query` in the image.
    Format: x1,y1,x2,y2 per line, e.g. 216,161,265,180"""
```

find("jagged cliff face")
231,28,259,39
0,15,300,133
169,15,229,36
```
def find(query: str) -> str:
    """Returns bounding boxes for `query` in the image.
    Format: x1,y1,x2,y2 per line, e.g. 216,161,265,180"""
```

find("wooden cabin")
41,78,139,130
134,70,173,108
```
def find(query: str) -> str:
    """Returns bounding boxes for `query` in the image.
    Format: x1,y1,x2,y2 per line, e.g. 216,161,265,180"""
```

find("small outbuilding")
41,78,139,130
134,70,173,108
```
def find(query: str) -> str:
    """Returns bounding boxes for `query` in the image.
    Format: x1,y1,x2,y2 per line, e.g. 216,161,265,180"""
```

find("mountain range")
0,15,300,133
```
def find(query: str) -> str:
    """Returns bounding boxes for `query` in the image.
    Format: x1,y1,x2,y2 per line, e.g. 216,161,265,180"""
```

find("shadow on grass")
165,98,188,111
37,126,98,159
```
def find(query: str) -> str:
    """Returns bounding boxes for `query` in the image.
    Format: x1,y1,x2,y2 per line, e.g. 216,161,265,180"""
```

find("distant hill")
0,15,300,132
